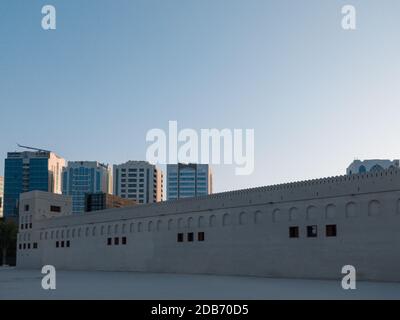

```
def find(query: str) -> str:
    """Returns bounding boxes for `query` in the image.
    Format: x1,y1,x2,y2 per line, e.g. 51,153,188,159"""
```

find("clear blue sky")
1,0,400,193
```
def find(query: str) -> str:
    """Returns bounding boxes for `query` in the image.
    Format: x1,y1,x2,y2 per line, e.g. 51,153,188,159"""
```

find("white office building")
113,161,163,204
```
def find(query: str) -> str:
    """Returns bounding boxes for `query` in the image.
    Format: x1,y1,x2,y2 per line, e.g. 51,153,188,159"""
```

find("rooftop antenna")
17,144,51,153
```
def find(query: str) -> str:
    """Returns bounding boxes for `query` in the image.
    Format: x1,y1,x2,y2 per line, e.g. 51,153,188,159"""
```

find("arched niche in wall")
325,204,336,219
114,224,119,235
239,212,248,225
254,210,262,224
273,208,288,222
368,200,381,217
223,213,231,226
306,205,318,220
157,220,162,231
397,199,400,215
198,216,206,228
209,215,217,227
187,217,194,228
168,219,174,230
272,209,281,222
101,225,105,236
178,218,184,229
346,202,357,218
122,224,126,234
129,223,134,233
289,207,298,221
137,222,143,232
148,221,154,232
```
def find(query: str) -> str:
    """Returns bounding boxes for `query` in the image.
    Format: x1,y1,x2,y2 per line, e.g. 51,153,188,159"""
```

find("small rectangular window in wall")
188,232,194,242
66,241,70,247
289,226,299,238
33,243,38,249
27,243,31,249
29,223,32,229
326,225,337,237
114,237,119,245
56,241,59,248
61,241,65,248
19,244,22,250
20,224,24,230
307,225,318,238
25,205,29,211
122,237,127,245
198,232,205,242
177,233,184,242
107,238,112,246
23,243,26,249
50,206,61,213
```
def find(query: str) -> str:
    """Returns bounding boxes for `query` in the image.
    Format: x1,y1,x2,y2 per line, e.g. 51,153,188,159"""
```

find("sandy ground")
0,267,399,300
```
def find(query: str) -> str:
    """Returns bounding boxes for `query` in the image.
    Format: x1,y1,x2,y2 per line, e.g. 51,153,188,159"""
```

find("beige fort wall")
17,169,400,281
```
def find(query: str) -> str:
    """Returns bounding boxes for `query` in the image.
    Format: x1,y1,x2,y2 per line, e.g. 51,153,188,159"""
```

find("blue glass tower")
167,163,212,200
62,161,111,214
3,151,65,218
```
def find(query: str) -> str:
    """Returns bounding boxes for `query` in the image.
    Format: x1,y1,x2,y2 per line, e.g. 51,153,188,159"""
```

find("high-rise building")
62,161,112,214
3,150,66,218
347,159,400,175
85,192,137,212
0,176,4,218
167,163,212,200
113,161,163,204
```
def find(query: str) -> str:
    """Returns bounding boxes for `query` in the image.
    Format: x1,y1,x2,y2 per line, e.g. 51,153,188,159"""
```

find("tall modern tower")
3,150,66,218
167,163,212,201
113,161,163,204
62,161,112,214
0,176,4,218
